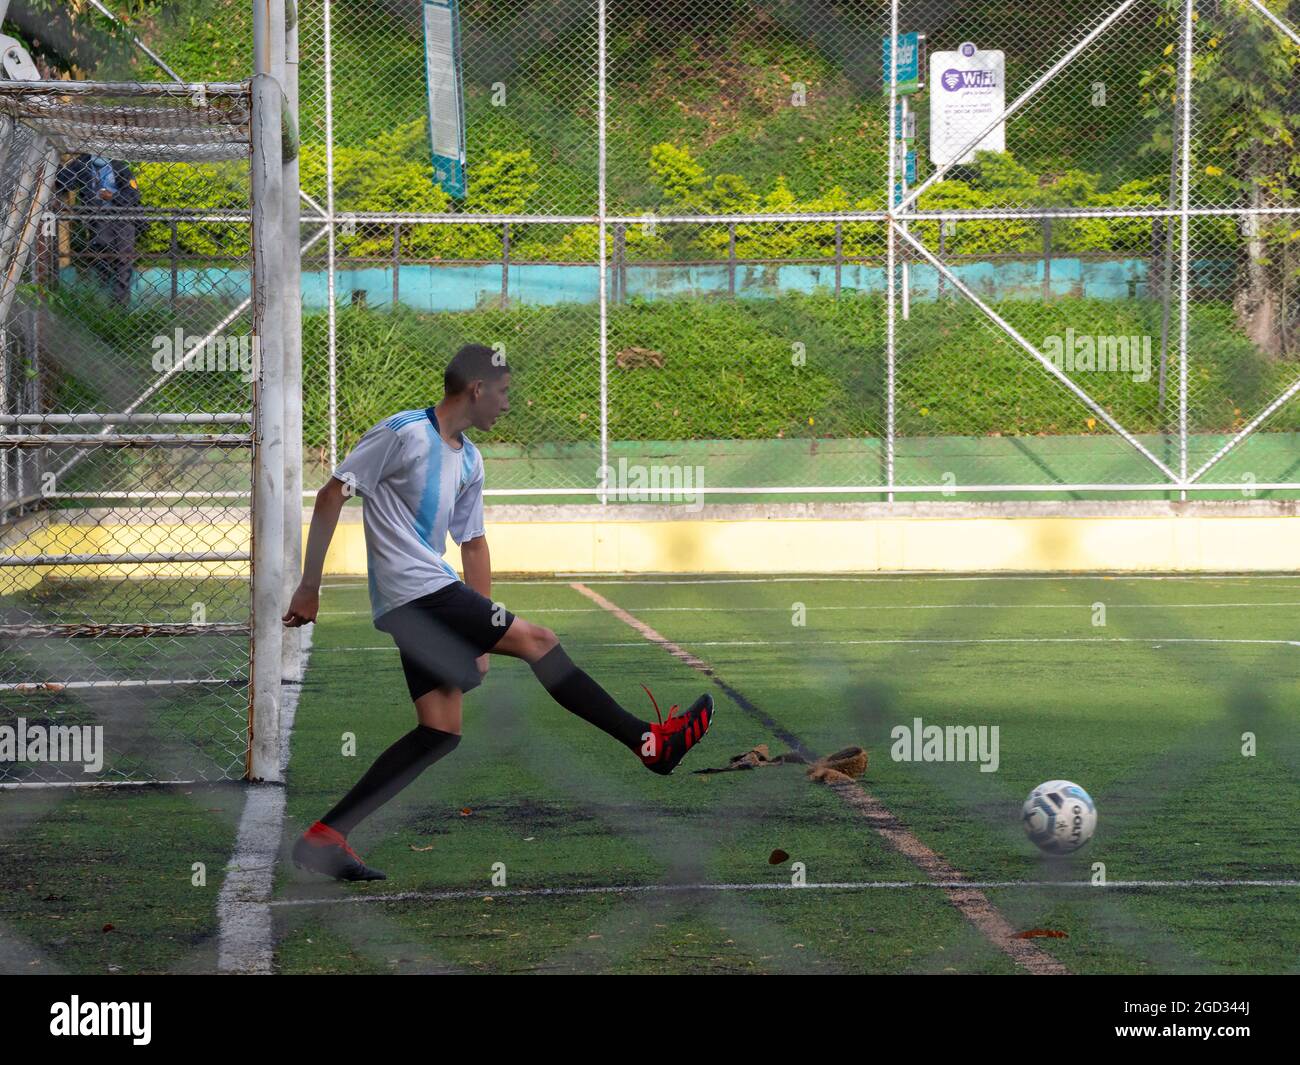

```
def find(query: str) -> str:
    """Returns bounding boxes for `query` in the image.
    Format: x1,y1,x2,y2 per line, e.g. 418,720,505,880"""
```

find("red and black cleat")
291,821,387,882
638,685,715,776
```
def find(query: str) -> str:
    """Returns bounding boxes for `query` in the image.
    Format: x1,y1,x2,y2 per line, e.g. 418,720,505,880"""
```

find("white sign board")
424,0,467,198
929,42,1005,166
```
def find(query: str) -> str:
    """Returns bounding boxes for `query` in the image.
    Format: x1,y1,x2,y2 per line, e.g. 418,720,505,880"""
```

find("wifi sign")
942,69,998,91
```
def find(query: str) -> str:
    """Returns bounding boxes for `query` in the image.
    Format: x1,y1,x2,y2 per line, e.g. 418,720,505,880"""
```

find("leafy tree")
1140,0,1300,356
1,0,158,77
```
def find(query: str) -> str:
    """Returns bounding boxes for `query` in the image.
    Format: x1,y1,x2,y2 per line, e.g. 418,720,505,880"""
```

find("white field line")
321,574,1300,589
216,628,312,975
324,636,1300,653
317,601,1300,617
266,878,1300,908
568,582,1068,976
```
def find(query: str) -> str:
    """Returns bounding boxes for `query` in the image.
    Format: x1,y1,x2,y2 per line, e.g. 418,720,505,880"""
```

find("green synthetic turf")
272,573,1300,974
0,784,242,974
4,573,1299,973
0,577,250,783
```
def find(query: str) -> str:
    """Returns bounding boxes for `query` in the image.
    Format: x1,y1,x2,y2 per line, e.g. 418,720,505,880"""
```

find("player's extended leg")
490,616,716,775
292,687,463,881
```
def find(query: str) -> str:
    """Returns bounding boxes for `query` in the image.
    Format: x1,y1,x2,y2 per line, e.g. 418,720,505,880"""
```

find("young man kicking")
282,343,715,881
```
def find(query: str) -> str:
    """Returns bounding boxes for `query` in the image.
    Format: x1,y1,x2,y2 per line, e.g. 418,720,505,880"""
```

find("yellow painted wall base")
327,507,1300,574
13,505,1298,580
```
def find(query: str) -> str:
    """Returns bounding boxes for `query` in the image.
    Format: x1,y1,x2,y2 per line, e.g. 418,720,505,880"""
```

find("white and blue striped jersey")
331,406,486,621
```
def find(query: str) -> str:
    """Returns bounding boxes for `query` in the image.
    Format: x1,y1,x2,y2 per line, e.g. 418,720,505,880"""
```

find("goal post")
249,0,288,783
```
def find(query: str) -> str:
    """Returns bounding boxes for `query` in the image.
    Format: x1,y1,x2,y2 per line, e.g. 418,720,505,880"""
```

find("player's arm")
286,421,402,626
461,534,493,676
460,534,491,599
283,477,349,627
453,455,491,672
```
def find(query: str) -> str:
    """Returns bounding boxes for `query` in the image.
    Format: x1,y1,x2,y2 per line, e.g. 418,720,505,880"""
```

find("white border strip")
216,628,312,974
320,574,1300,588
270,878,1300,908
325,636,1300,652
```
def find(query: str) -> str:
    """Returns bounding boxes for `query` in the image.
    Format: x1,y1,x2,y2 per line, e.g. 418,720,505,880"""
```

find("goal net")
0,74,268,785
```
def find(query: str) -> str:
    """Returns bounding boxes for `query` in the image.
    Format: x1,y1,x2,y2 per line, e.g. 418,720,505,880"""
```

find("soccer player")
282,344,715,881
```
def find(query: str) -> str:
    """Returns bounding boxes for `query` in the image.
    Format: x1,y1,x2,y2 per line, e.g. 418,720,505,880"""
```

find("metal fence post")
1177,0,1194,500
885,0,899,502
597,0,608,505
613,221,624,304
250,0,287,781
323,0,338,469
938,220,946,300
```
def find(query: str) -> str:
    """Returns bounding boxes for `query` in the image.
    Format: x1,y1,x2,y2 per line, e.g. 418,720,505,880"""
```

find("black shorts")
374,582,516,700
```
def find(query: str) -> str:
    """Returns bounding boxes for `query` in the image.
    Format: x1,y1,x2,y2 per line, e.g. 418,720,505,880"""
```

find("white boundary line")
321,575,1300,589
318,601,1300,617
268,878,1300,907
216,628,312,974
324,636,1300,653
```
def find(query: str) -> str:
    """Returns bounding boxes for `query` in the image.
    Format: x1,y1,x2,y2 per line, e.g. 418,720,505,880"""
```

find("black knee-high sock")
321,725,461,836
530,644,649,752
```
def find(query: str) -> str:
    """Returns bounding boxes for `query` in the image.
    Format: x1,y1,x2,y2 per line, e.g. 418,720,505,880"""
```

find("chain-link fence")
0,66,271,783
286,0,1300,502
2,0,1298,776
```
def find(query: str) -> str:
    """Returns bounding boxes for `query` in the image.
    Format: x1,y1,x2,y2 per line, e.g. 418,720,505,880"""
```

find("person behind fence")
55,154,144,305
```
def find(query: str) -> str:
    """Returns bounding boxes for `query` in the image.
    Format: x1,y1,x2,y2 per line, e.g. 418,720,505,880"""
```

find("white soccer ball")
1022,780,1096,854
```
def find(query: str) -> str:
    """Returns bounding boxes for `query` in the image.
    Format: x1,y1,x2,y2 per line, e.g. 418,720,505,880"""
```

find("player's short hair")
443,343,510,396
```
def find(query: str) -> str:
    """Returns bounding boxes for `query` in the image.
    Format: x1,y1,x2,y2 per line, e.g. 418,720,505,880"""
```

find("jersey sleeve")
449,450,486,545
331,422,403,499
